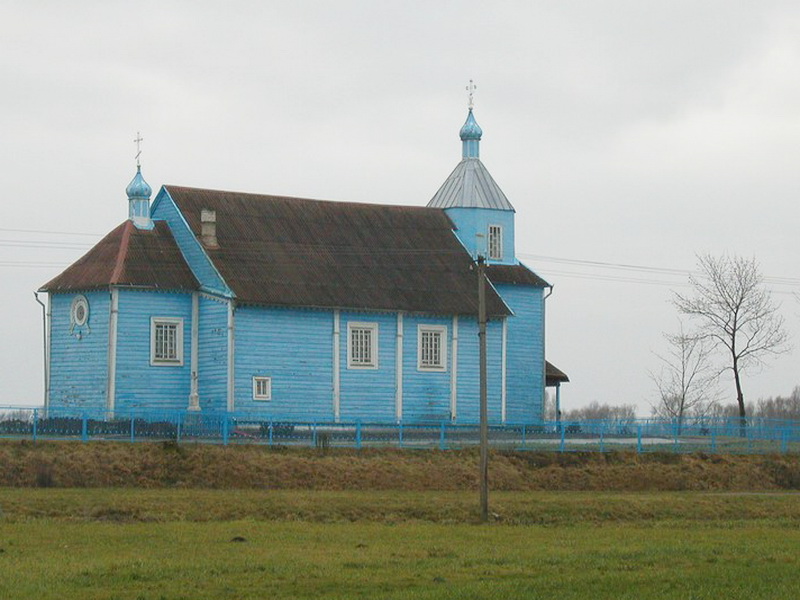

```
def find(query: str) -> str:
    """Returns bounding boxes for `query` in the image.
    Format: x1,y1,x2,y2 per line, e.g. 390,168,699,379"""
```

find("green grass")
1,489,799,599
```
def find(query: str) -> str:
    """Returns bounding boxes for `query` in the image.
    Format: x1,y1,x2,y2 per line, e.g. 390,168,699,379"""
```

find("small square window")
418,325,447,371
253,376,272,401
348,322,378,369
488,225,503,260
150,318,184,366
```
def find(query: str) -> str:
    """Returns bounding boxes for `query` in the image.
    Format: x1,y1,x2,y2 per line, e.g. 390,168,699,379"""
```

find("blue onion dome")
459,109,483,141
126,166,152,199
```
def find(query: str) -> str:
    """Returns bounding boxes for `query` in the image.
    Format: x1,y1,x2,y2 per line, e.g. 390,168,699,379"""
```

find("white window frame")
347,322,379,369
418,324,448,372
150,317,184,366
253,376,272,401
488,224,503,260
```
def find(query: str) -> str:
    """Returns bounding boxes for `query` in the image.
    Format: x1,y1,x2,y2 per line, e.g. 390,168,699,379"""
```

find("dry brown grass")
0,440,798,491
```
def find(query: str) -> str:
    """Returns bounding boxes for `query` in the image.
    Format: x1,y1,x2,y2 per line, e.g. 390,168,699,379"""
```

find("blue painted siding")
234,306,335,420
445,208,515,264
150,189,231,296
340,312,396,422
198,295,228,412
487,320,504,422
49,291,110,412
47,286,541,423
114,290,193,411
496,284,545,422
402,314,452,422
454,318,504,424
455,317,478,423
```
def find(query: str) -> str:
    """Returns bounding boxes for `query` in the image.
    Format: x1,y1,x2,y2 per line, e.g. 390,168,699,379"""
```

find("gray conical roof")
427,158,515,211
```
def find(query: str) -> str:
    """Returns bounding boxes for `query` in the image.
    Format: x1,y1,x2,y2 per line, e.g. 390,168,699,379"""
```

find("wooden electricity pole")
477,255,489,523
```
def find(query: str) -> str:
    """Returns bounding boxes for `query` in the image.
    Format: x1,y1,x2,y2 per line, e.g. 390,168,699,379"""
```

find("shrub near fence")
0,406,798,454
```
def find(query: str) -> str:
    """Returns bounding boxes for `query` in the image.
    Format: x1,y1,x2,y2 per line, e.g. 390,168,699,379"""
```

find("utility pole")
477,254,489,522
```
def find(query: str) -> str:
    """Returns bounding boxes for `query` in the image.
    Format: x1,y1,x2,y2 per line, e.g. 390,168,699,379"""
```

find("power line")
0,240,93,250
1,228,798,292
519,252,800,287
0,227,103,238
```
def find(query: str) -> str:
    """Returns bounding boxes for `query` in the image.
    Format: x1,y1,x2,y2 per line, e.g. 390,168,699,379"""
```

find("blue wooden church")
40,105,568,423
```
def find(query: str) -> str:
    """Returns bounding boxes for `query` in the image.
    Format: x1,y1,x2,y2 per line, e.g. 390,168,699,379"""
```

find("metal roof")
164,185,513,316
486,264,550,288
427,158,515,211
545,361,570,385
40,220,198,292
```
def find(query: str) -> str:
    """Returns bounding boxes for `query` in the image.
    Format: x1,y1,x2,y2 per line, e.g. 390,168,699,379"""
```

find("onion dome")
460,109,482,159
459,108,483,141
126,166,152,200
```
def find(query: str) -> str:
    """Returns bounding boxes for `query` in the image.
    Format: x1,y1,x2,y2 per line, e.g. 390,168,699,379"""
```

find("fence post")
81,413,88,442
356,421,362,449
176,412,182,444
222,414,229,445
32,408,38,443
673,420,679,453
312,423,317,447
130,414,135,443
637,424,642,454
268,422,273,446
439,422,446,451
600,425,605,453
398,422,404,448
559,423,565,452
521,424,526,449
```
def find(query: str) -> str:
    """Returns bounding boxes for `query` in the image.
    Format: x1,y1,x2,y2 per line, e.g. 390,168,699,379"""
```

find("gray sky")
1,1,798,414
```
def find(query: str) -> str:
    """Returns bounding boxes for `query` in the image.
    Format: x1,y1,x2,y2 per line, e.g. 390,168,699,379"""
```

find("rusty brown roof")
165,185,512,316
41,220,198,292
487,264,550,287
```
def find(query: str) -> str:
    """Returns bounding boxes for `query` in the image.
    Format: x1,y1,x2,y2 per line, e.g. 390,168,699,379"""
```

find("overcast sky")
1,1,798,415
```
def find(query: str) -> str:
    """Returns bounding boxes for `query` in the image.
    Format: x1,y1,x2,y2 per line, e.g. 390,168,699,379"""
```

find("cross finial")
466,79,477,110
133,131,143,168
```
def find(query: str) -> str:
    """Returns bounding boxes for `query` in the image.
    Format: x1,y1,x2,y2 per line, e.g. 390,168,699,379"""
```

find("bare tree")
563,401,636,422
673,255,790,429
755,386,800,421
650,322,719,432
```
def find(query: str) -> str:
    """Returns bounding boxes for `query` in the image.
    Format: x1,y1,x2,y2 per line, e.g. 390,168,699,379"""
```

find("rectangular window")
348,322,378,369
488,225,503,260
253,376,272,401
418,325,447,371
150,317,184,366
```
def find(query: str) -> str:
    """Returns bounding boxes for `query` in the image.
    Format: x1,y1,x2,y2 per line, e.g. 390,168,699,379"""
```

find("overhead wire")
1,226,799,294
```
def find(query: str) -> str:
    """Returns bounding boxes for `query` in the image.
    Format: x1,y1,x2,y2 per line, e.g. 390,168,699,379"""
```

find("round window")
70,295,89,327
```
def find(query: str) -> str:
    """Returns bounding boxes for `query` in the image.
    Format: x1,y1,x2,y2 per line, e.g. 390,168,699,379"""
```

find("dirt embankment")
1,440,798,491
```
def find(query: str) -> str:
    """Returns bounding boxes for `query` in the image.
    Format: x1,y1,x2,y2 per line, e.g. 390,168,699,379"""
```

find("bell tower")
428,83,516,264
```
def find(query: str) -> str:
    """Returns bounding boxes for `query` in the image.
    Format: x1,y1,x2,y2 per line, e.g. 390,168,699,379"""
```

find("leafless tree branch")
672,254,790,424
650,320,719,430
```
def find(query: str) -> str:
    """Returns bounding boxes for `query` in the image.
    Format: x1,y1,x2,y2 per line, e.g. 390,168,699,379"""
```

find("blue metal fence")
0,406,798,454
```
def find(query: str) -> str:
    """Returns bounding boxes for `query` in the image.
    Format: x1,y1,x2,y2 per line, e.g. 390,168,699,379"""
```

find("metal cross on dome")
466,79,477,110
134,131,143,168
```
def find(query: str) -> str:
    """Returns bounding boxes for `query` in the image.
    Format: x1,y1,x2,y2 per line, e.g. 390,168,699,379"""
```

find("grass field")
1,489,798,599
